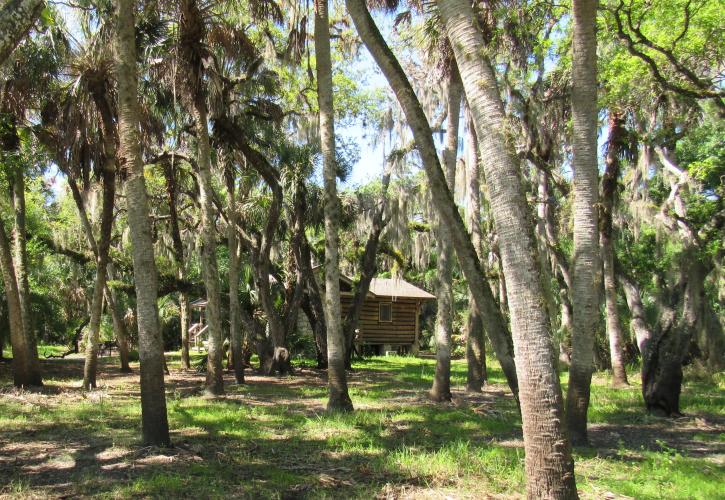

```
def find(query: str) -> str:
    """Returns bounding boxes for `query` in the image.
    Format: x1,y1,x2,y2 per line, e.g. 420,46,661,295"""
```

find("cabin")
342,276,435,354
189,273,436,355
302,271,436,354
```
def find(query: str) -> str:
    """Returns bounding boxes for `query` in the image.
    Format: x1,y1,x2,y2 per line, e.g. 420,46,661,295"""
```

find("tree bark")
464,111,486,392
114,0,170,446
0,218,36,386
178,0,224,394
345,0,520,405
10,171,42,384
225,165,244,384
213,118,290,375
161,158,191,370
566,0,601,446
106,280,131,372
83,92,117,390
0,0,44,66
342,165,392,368
194,103,224,395
292,180,328,369
434,0,577,496
317,0,353,412
65,168,130,373
601,111,628,387
430,69,461,403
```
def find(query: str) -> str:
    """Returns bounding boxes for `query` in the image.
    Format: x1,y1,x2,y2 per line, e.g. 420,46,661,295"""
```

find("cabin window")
379,302,392,322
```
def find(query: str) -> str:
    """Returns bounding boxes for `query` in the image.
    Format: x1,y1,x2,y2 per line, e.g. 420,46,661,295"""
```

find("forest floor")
0,352,723,499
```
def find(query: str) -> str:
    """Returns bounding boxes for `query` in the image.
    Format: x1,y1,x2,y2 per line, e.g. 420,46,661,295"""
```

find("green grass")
0,353,722,499
1,343,70,359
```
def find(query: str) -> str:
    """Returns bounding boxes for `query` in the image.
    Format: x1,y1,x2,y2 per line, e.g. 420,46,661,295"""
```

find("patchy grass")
0,352,722,499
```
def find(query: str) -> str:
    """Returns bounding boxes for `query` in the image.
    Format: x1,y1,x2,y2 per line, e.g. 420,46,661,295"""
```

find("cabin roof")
368,277,435,300
312,265,434,300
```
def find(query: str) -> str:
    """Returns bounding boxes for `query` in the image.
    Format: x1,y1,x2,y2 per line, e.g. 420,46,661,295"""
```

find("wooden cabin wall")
340,296,419,346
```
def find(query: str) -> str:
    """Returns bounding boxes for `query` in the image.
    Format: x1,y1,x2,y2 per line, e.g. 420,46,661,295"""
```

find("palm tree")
430,67,462,403
114,0,170,446
0,217,36,386
601,110,629,387
566,0,601,446
178,0,224,395
75,53,118,390
10,165,42,382
0,0,44,65
434,0,578,496
160,157,192,370
316,0,352,412
344,0,520,405
464,108,486,392
225,159,244,384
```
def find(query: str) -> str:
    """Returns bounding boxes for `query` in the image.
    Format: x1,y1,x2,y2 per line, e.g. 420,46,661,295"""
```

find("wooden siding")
341,296,419,345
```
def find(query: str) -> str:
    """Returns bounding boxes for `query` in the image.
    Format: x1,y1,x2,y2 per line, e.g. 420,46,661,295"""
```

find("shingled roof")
367,277,435,300
311,265,435,300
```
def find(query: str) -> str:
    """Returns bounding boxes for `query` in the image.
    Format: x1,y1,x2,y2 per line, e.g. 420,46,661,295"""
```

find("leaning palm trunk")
317,0,352,412
345,0,520,405
83,99,117,390
601,111,628,387
11,171,42,383
464,110,486,392
66,175,129,373
0,0,44,65
430,70,462,403
114,0,170,446
0,218,36,386
435,0,577,496
566,0,601,446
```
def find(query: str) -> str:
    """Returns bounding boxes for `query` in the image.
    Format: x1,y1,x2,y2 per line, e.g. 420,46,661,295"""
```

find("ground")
0,352,723,499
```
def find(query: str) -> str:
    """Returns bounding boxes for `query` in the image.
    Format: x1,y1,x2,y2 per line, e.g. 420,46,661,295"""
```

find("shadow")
1,355,722,498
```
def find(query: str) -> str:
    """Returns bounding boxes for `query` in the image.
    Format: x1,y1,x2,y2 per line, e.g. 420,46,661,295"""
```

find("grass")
0,351,722,499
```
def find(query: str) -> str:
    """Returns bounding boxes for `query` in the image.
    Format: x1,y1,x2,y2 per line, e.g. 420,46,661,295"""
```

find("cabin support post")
412,300,420,356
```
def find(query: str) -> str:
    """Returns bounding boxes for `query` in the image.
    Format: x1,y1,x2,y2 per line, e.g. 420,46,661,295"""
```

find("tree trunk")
162,160,191,370
434,0,578,496
622,259,703,417
0,0,44,65
292,181,328,369
430,69,462,403
11,171,42,384
106,282,131,372
195,110,224,395
535,171,562,334
345,0,520,405
66,167,130,373
0,218,35,386
565,0,601,446
83,96,117,390
342,165,392,368
226,166,244,384
317,0,353,412
114,0,170,446
464,110,487,392
601,111,628,387
214,120,289,375
179,0,224,394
